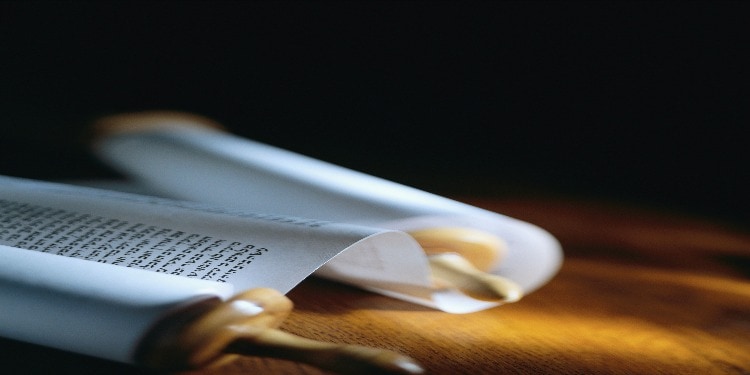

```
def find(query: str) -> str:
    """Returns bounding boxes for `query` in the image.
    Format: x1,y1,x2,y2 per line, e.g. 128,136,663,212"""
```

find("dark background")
1,1,747,226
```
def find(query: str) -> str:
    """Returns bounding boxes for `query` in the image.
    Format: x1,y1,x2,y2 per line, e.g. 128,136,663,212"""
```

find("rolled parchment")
0,245,423,374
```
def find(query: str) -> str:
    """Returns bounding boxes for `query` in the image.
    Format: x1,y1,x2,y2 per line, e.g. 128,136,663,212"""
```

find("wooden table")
2,197,749,374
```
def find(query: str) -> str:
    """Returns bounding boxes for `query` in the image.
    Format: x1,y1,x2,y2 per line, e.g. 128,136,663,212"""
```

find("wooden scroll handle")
135,288,423,374
410,227,523,302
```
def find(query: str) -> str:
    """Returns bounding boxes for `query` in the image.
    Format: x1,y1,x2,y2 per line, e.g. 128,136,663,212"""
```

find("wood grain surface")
2,197,748,374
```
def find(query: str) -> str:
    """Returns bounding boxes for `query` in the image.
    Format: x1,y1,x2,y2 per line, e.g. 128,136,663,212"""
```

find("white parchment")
93,124,563,299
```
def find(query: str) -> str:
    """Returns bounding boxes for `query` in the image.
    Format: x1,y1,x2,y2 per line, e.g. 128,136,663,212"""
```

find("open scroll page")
0,175,499,314
92,119,563,298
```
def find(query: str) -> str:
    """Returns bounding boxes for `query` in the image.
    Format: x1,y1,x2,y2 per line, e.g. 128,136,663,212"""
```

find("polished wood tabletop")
2,197,748,374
